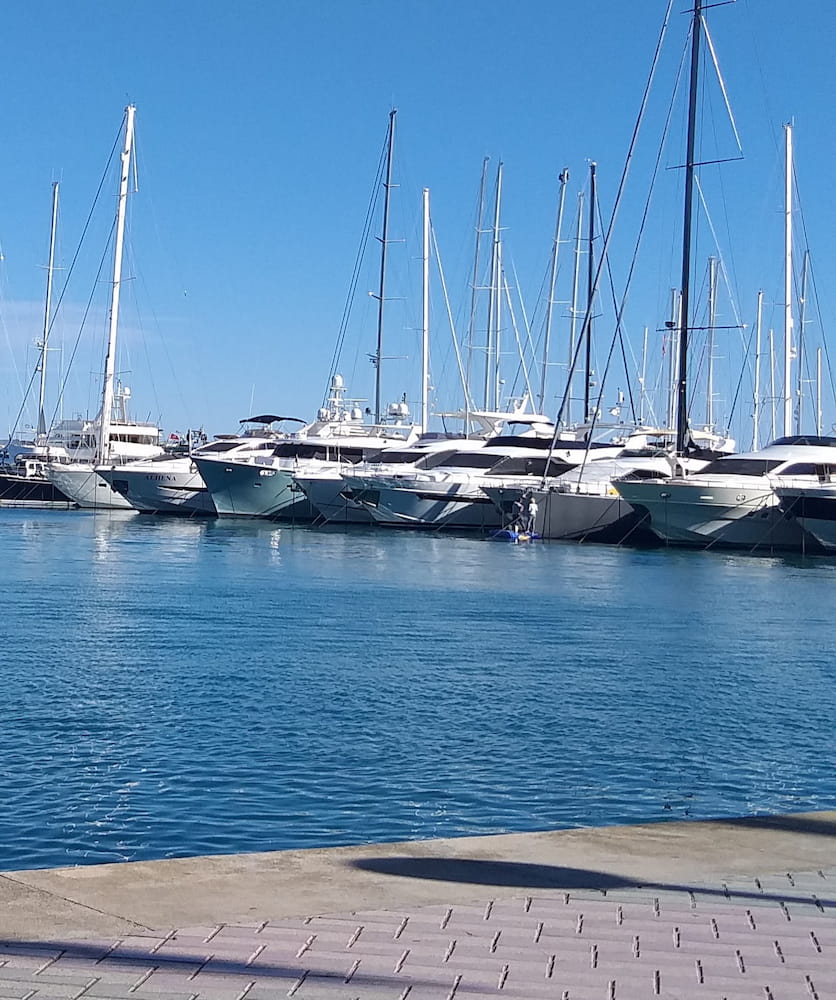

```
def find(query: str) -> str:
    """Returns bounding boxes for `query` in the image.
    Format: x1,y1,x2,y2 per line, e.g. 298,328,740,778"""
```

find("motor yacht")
614,436,836,550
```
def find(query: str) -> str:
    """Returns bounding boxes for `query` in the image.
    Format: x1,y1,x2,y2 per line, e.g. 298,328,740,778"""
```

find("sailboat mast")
566,192,584,426
466,159,489,427
816,347,822,435
753,289,763,450
706,255,717,428
98,104,136,465
484,162,503,410
540,168,569,413
782,121,793,438
675,0,703,454
373,108,396,424
37,181,60,438
583,161,596,421
795,248,809,434
421,187,430,435
769,328,776,441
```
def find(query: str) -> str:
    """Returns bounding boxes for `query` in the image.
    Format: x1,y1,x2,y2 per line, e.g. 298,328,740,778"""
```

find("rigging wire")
323,125,389,405
5,118,124,449
550,0,675,438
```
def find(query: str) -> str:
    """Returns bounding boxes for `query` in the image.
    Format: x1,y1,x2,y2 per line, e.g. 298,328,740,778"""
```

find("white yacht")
45,106,165,510
293,434,470,525
45,390,164,509
482,427,735,544
775,477,836,552
194,376,420,520
293,410,549,524
339,421,626,530
614,436,836,550
97,418,303,515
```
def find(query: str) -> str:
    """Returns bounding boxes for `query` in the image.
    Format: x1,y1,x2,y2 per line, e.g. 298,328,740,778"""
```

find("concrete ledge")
1,810,833,941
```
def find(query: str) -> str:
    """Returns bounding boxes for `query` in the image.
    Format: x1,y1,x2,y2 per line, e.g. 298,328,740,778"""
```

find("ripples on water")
1,509,833,869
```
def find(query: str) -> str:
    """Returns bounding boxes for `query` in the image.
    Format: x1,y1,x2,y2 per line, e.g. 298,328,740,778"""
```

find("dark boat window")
486,435,555,450
486,456,571,477
366,450,421,465
435,452,504,470
699,458,784,476
621,468,672,480
200,440,251,453
780,463,817,476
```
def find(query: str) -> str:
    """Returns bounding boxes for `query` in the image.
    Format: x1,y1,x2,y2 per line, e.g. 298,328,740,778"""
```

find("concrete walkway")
0,812,833,998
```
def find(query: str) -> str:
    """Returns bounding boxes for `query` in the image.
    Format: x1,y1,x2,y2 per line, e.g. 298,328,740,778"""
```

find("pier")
0,811,833,997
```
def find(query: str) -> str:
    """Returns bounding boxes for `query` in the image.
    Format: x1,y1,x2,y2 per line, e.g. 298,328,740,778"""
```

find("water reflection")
0,508,834,870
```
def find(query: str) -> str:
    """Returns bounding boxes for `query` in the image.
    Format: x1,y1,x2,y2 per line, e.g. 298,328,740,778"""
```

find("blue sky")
1,1,834,444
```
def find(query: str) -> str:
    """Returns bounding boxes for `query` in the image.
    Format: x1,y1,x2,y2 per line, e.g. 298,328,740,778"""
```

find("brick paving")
0,868,833,1000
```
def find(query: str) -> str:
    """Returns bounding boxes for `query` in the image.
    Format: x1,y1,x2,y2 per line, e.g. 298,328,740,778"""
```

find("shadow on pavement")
349,856,835,909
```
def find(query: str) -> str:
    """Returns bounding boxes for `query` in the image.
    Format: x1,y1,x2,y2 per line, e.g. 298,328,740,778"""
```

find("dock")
0,811,833,998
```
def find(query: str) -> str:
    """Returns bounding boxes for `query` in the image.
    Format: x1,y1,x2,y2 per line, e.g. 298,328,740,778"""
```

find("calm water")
0,508,834,871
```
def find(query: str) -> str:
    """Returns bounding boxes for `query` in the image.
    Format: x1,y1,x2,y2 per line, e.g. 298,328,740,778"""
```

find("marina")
1,4,834,996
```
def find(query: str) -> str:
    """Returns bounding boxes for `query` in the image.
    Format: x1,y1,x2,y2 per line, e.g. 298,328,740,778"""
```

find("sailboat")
195,110,423,521
616,95,823,549
46,105,164,509
0,183,76,508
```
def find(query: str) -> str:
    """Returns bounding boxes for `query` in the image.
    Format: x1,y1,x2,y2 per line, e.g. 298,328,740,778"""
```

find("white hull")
46,465,136,510
343,476,501,529
776,486,836,551
195,458,314,520
294,473,373,524
485,483,652,543
99,460,215,515
615,480,805,549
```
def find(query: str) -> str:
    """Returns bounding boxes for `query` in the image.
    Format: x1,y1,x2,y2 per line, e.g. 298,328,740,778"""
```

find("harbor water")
1,508,833,870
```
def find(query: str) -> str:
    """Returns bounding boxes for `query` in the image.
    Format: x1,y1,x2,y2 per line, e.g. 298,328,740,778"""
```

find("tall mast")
782,121,793,437
795,248,809,434
565,191,584,426
769,327,776,441
816,347,822,435
583,161,597,421
373,108,397,424
639,325,649,424
484,161,503,409
37,181,60,438
98,104,136,465
466,157,489,428
675,0,703,454
539,168,569,413
706,255,717,428
421,187,430,435
753,289,763,450
666,288,681,432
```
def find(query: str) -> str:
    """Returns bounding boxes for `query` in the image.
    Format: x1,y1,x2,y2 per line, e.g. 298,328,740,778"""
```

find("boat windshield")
698,458,784,476
486,456,572,477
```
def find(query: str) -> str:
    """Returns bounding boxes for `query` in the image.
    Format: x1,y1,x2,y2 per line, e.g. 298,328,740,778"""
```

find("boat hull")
293,474,373,524
0,471,76,509
345,478,502,529
194,459,315,520
776,487,836,551
485,484,655,545
46,465,136,509
100,464,215,515
615,479,807,550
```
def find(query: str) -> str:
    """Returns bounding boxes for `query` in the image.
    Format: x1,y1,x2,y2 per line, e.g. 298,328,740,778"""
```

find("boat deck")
0,811,833,998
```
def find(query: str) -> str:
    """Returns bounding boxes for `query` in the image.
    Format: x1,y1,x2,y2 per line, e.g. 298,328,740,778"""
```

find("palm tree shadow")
349,856,835,909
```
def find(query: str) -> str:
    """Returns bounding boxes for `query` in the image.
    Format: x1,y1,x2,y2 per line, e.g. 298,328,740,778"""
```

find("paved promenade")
0,812,833,999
